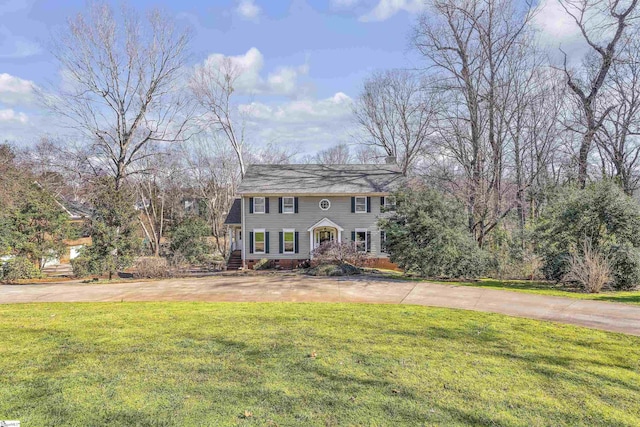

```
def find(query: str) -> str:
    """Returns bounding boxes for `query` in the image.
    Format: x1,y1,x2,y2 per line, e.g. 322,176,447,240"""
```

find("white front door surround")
308,218,344,258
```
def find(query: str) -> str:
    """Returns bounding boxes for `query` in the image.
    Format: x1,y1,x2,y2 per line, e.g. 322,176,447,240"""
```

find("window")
254,197,265,214
383,196,396,210
283,229,295,254
283,197,295,214
319,199,331,211
381,231,388,253
355,196,367,213
355,229,367,253
254,229,265,254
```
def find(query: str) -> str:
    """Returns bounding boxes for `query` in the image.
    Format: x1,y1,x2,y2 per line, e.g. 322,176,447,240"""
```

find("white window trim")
355,196,367,213
253,197,265,214
253,228,266,254
319,199,331,211
282,196,295,214
380,230,388,254
283,228,295,254
355,228,368,253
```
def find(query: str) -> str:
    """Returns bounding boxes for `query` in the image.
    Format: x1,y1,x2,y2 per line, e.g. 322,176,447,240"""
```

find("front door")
314,227,336,249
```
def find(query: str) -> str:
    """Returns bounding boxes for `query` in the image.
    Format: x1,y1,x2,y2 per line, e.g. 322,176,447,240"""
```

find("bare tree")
413,0,539,246
314,143,353,164
557,0,639,187
190,57,248,176
595,32,640,194
354,69,436,175
41,3,192,190
181,134,241,253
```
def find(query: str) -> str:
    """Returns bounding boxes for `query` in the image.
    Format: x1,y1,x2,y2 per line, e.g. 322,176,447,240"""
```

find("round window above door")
319,199,331,210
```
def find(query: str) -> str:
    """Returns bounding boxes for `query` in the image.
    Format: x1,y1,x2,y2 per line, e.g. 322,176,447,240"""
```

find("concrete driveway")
2,273,640,336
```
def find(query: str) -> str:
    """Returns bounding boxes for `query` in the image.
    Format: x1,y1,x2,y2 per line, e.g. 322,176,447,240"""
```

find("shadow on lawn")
594,295,640,304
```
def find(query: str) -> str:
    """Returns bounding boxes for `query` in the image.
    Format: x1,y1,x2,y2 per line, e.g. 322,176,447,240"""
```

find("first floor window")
283,197,295,214
355,196,367,213
254,197,265,214
355,229,367,252
283,229,295,253
381,231,388,253
254,229,265,253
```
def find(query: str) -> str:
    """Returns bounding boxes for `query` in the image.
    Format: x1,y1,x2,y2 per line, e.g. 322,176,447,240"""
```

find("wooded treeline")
3,0,640,279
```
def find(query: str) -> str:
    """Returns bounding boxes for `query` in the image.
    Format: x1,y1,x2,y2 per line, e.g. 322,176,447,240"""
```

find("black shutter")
249,198,254,214
278,197,283,214
367,231,371,252
265,232,270,254
265,198,270,214
351,231,356,241
294,197,299,213
351,197,355,213
367,197,371,213
380,196,385,212
294,232,299,253
279,232,283,254
249,232,254,253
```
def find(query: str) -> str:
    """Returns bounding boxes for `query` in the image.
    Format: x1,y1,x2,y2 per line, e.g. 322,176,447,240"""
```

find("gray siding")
243,195,390,260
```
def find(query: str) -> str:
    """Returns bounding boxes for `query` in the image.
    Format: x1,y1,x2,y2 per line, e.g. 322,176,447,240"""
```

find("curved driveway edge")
1,274,640,336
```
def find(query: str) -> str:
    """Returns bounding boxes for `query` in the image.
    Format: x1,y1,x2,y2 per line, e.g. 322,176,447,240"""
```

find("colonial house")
224,163,403,270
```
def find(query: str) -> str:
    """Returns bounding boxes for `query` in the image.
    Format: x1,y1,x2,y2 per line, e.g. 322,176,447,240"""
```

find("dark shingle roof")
237,164,404,195
224,198,241,224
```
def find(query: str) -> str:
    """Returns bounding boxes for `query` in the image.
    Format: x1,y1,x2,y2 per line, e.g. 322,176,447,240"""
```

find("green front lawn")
433,279,640,305
1,303,639,426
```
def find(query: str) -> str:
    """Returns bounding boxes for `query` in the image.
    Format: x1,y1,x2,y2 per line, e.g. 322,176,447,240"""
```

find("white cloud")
359,0,426,22
236,0,261,20
0,108,28,124
238,92,356,153
240,92,353,123
200,47,309,97
0,73,36,106
532,0,581,42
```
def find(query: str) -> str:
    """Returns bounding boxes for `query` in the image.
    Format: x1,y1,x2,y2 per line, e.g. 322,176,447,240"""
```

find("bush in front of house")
1,256,41,282
253,258,273,270
307,241,365,276
311,241,367,268
308,262,361,276
535,180,640,290
379,188,489,279
133,257,170,279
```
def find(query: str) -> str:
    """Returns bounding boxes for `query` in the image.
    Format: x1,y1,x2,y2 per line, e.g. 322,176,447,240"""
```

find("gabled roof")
237,164,404,195
224,198,241,224
307,217,344,232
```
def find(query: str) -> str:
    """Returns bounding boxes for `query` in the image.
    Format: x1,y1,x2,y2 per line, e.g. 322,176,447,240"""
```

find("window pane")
255,231,265,252
283,197,294,213
284,231,294,252
355,197,366,212
254,197,265,213
355,231,366,252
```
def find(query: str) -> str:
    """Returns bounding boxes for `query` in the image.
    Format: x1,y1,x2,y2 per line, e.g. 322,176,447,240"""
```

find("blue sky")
0,0,581,154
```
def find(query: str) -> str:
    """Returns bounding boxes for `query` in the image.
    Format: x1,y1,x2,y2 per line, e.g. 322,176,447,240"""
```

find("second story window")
283,197,295,214
355,196,367,213
383,196,396,211
254,197,265,214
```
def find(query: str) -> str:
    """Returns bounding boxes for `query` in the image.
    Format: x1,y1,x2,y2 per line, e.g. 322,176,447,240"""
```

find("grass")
431,279,640,305
1,303,640,426
366,269,640,305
